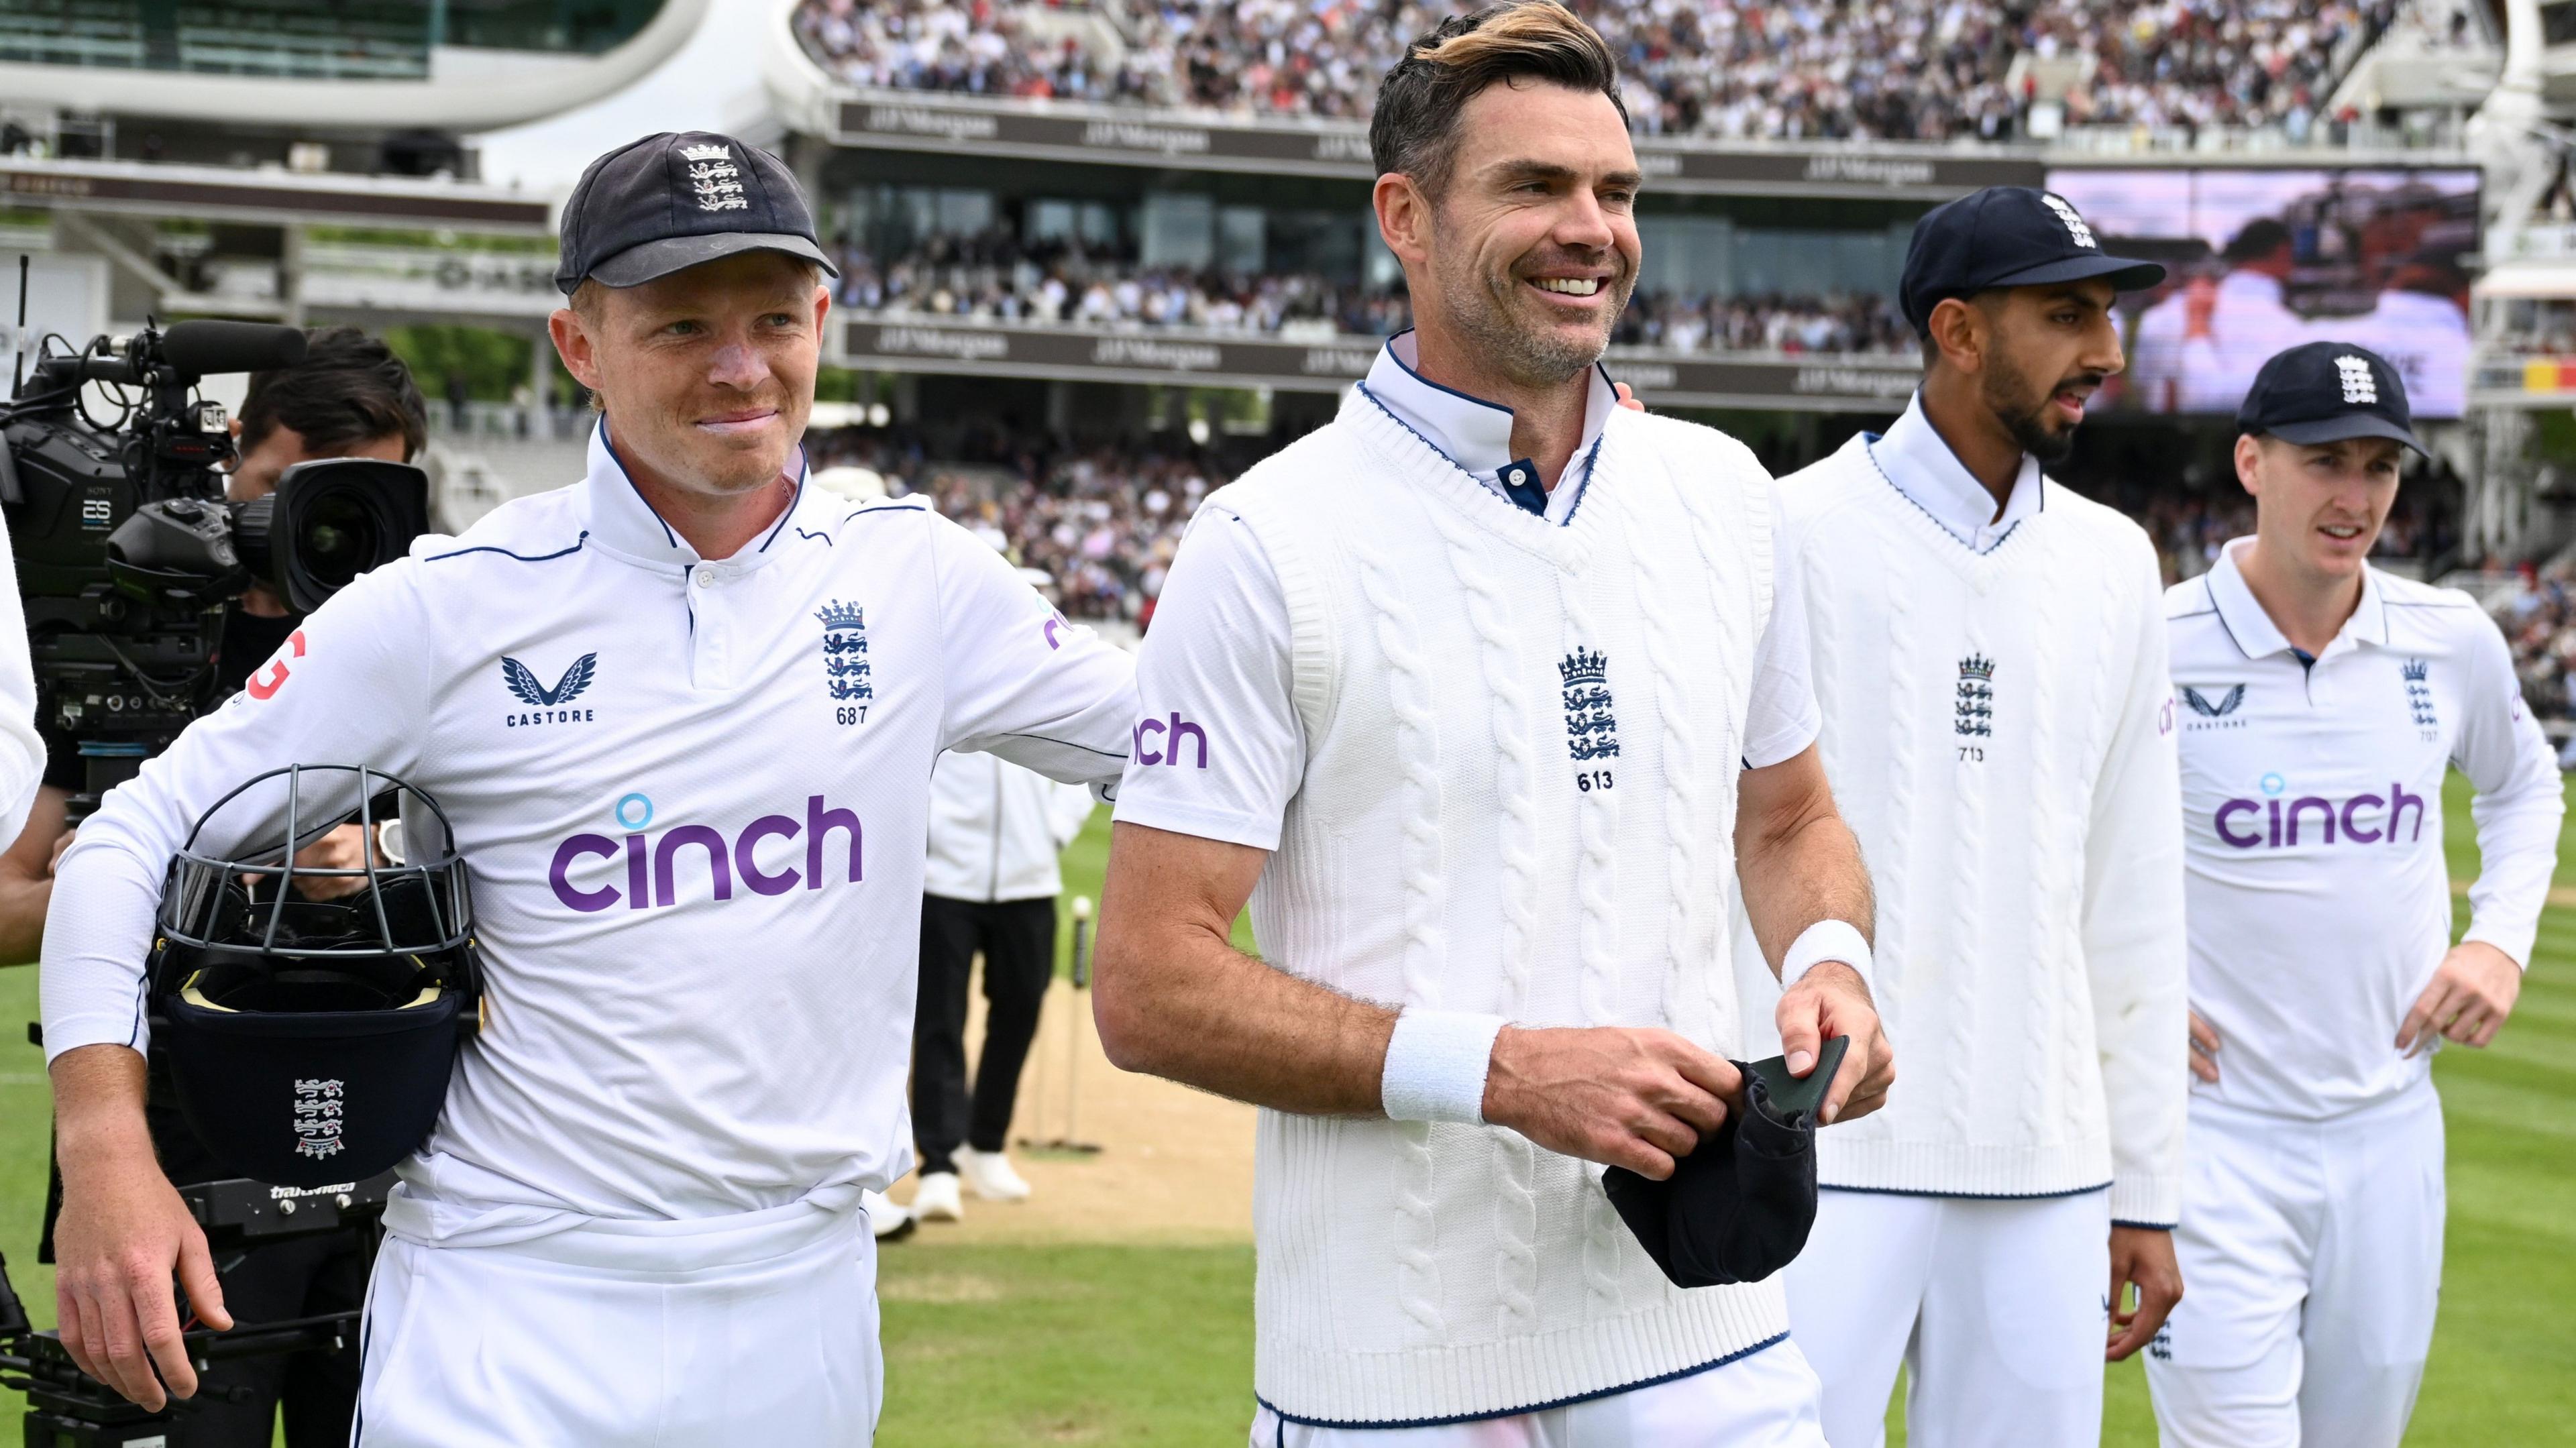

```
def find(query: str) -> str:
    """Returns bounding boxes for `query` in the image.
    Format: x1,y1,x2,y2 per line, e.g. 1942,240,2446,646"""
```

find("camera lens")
231,459,430,614
294,491,384,594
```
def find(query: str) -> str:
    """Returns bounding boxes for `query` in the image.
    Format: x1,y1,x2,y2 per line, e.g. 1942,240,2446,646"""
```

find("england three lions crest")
1560,647,1621,763
1955,653,1994,738
818,600,873,721
292,1078,345,1161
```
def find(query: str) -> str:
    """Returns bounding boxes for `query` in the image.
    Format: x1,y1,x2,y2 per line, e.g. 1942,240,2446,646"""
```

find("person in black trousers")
910,747,1095,1220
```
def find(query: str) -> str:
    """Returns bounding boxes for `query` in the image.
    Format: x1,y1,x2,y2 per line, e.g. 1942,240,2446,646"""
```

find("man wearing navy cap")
2152,343,2559,1448
1756,186,2191,1446
41,131,1138,1445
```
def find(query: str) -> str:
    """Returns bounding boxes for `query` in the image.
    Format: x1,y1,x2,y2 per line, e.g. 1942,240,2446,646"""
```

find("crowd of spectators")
2496,567,2576,740
833,231,1912,353
807,427,1211,622
834,231,1407,337
794,0,2399,143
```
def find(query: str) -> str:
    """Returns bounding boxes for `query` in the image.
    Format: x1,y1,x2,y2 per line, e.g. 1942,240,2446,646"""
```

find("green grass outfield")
2,773,2570,1443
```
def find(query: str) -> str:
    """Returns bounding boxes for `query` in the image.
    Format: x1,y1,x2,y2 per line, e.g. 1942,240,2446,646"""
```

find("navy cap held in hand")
2236,341,2424,454
554,131,839,296
1899,187,2165,337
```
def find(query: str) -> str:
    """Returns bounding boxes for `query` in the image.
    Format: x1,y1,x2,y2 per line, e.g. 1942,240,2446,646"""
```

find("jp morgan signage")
837,319,1922,411
829,92,2041,198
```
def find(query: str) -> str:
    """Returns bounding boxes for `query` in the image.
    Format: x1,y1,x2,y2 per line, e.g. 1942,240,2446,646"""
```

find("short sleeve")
1742,524,1821,769
930,515,1137,789
1112,507,1305,850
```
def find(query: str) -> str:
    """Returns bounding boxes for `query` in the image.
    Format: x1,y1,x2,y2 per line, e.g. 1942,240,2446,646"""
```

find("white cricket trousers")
352,1189,883,1445
2145,1085,2444,1448
1784,1187,2112,1448
1247,1336,1826,1447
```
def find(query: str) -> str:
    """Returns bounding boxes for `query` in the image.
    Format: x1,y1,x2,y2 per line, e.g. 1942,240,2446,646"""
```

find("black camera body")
0,320,431,815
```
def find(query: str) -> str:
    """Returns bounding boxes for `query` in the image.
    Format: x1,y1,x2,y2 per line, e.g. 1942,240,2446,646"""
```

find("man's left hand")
1774,961,1893,1125
1613,382,1644,412
2106,1225,2182,1361
2398,941,2522,1054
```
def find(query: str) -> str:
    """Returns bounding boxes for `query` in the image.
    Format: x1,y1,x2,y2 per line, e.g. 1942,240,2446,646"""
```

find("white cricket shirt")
1870,392,2041,553
1364,330,1617,520
42,424,1136,1225
2167,540,2561,1119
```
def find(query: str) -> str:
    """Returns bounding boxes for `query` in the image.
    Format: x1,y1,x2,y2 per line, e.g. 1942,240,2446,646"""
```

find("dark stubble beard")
1982,347,2096,467
1434,238,1633,390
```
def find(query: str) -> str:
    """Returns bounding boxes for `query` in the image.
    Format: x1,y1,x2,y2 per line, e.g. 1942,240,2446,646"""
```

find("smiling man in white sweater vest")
1759,188,2191,1447
1094,5,1894,1444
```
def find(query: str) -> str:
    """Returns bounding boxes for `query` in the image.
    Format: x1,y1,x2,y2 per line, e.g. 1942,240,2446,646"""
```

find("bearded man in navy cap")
1754,186,2190,1447
41,131,1137,1445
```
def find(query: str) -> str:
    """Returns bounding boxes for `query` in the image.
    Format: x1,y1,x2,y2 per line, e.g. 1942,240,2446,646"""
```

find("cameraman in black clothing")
4,327,428,1448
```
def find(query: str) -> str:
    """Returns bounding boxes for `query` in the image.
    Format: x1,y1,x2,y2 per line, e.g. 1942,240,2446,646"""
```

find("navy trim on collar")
1382,327,1514,417
755,447,811,553
598,423,680,549
1860,434,2029,557
2202,575,2255,659
1356,380,1599,530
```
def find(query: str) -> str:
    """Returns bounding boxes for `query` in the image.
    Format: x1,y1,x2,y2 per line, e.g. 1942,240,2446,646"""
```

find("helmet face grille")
152,764,480,1187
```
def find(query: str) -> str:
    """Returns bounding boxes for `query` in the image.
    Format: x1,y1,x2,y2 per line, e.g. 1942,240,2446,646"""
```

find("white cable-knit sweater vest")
1754,433,2188,1228
1212,386,1787,1425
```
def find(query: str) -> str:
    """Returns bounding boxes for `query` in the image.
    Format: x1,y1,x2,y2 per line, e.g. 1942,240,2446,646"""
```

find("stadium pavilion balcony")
0,0,666,80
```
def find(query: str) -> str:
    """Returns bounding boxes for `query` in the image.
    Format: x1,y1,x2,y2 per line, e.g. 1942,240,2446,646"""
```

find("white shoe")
862,1188,916,1242
955,1145,1032,1203
912,1170,964,1222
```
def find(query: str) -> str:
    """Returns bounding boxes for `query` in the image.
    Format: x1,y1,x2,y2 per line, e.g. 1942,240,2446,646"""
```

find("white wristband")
1380,1008,1509,1124
1781,920,1873,997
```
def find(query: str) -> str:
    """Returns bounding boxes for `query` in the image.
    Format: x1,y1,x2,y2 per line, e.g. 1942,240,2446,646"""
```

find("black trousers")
183,1229,370,1448
912,893,1057,1175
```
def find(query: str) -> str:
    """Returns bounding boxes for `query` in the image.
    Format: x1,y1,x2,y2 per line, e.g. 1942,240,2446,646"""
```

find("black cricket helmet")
148,765,483,1188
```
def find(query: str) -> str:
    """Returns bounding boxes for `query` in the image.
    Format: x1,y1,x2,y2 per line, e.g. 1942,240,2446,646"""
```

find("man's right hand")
2188,1009,2221,1084
1481,1025,1743,1180
50,1048,231,1411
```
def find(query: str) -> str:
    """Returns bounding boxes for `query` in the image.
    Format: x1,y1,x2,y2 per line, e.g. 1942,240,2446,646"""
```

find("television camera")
1,292,431,818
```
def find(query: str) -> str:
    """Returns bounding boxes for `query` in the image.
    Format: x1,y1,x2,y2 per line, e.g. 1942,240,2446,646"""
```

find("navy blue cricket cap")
2236,341,2424,454
1898,186,2165,336
554,131,839,295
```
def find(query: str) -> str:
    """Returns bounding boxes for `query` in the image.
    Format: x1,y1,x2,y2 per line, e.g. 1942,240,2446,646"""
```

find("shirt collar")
2205,537,2389,660
580,418,812,571
1364,330,1615,500
1868,392,2042,551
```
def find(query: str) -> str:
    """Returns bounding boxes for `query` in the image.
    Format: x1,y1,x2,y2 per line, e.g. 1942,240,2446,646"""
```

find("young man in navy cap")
1756,186,2190,1447
2151,343,2559,1448
41,131,1137,1445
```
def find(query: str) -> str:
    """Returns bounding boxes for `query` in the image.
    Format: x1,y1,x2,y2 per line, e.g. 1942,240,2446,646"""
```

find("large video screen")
2045,167,2479,420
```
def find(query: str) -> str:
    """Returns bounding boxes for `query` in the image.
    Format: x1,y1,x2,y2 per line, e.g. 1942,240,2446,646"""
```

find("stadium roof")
0,0,706,131
1,156,551,231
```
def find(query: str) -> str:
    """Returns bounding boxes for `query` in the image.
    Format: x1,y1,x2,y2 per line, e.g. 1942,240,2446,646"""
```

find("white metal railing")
2496,224,2576,260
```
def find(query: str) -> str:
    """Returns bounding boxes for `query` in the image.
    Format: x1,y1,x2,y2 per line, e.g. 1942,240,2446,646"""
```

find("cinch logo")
548,793,863,911
2214,781,2425,848
1134,712,1208,768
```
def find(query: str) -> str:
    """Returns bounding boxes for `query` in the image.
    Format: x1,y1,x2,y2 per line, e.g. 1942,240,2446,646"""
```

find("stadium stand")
792,0,2402,142
829,233,1910,352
